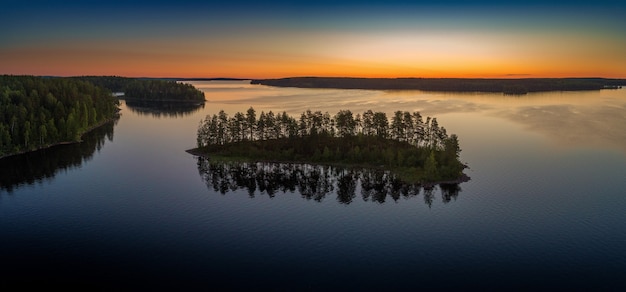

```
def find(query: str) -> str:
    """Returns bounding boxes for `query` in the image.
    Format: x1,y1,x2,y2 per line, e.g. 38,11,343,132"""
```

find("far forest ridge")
252,77,625,94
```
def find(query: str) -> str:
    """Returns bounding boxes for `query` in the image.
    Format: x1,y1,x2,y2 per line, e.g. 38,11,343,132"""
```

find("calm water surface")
1,81,625,289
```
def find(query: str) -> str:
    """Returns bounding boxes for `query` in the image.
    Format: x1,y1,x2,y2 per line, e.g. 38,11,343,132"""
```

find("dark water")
1,82,625,289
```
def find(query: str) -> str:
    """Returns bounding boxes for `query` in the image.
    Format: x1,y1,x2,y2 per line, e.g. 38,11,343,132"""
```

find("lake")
1,81,625,289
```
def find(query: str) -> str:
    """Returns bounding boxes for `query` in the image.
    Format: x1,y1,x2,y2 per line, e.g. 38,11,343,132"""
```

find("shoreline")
186,148,470,186
0,113,121,161
251,77,625,94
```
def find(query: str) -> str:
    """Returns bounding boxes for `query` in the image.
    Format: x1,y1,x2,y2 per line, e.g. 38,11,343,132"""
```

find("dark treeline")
252,77,625,94
0,119,116,193
0,75,120,157
75,76,205,102
194,108,466,182
197,159,462,206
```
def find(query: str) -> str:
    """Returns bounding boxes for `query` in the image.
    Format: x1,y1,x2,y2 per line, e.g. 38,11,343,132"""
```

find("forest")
0,75,120,157
75,76,205,102
192,108,466,183
252,77,625,94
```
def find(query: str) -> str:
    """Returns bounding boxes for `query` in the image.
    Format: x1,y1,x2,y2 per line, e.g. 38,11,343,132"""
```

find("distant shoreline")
251,77,625,94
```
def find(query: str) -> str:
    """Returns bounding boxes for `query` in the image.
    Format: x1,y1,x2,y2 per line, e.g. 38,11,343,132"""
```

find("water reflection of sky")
2,80,625,289
189,80,626,154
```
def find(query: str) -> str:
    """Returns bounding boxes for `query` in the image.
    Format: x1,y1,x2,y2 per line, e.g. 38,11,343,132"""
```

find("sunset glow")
2,1,625,78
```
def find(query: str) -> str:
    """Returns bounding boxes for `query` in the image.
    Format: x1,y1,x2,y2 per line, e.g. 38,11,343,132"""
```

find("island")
0,75,120,158
251,77,625,94
187,107,468,184
74,76,205,103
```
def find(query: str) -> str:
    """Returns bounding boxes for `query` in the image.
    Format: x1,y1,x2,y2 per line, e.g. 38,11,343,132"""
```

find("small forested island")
189,108,467,184
75,76,205,103
252,77,625,94
0,75,120,157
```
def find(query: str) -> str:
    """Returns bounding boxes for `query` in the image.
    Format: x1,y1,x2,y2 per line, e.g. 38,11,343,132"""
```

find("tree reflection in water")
197,158,464,206
125,100,204,118
0,120,117,193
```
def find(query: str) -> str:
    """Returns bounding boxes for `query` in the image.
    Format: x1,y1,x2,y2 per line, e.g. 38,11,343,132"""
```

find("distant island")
188,107,467,184
251,77,625,94
75,76,205,103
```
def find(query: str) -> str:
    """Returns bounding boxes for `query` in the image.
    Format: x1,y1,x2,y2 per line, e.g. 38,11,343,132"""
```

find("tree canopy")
193,108,466,183
75,76,205,102
0,75,120,157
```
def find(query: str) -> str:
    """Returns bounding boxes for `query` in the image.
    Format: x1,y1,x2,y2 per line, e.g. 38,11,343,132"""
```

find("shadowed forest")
0,76,119,157
74,76,205,102
0,75,206,158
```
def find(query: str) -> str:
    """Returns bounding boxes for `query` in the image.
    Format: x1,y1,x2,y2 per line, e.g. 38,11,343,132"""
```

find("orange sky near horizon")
4,37,625,79
2,2,626,79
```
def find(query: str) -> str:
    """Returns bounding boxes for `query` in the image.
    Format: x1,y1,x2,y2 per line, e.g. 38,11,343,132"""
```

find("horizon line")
5,74,625,80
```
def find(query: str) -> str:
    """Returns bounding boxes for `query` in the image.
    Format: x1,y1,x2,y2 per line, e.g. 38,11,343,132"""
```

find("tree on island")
74,76,205,102
193,107,466,183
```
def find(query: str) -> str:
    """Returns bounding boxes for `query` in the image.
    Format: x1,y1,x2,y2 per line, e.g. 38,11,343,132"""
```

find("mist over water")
1,81,625,289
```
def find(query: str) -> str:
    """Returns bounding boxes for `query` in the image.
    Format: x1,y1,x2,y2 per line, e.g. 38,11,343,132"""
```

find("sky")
1,0,625,79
